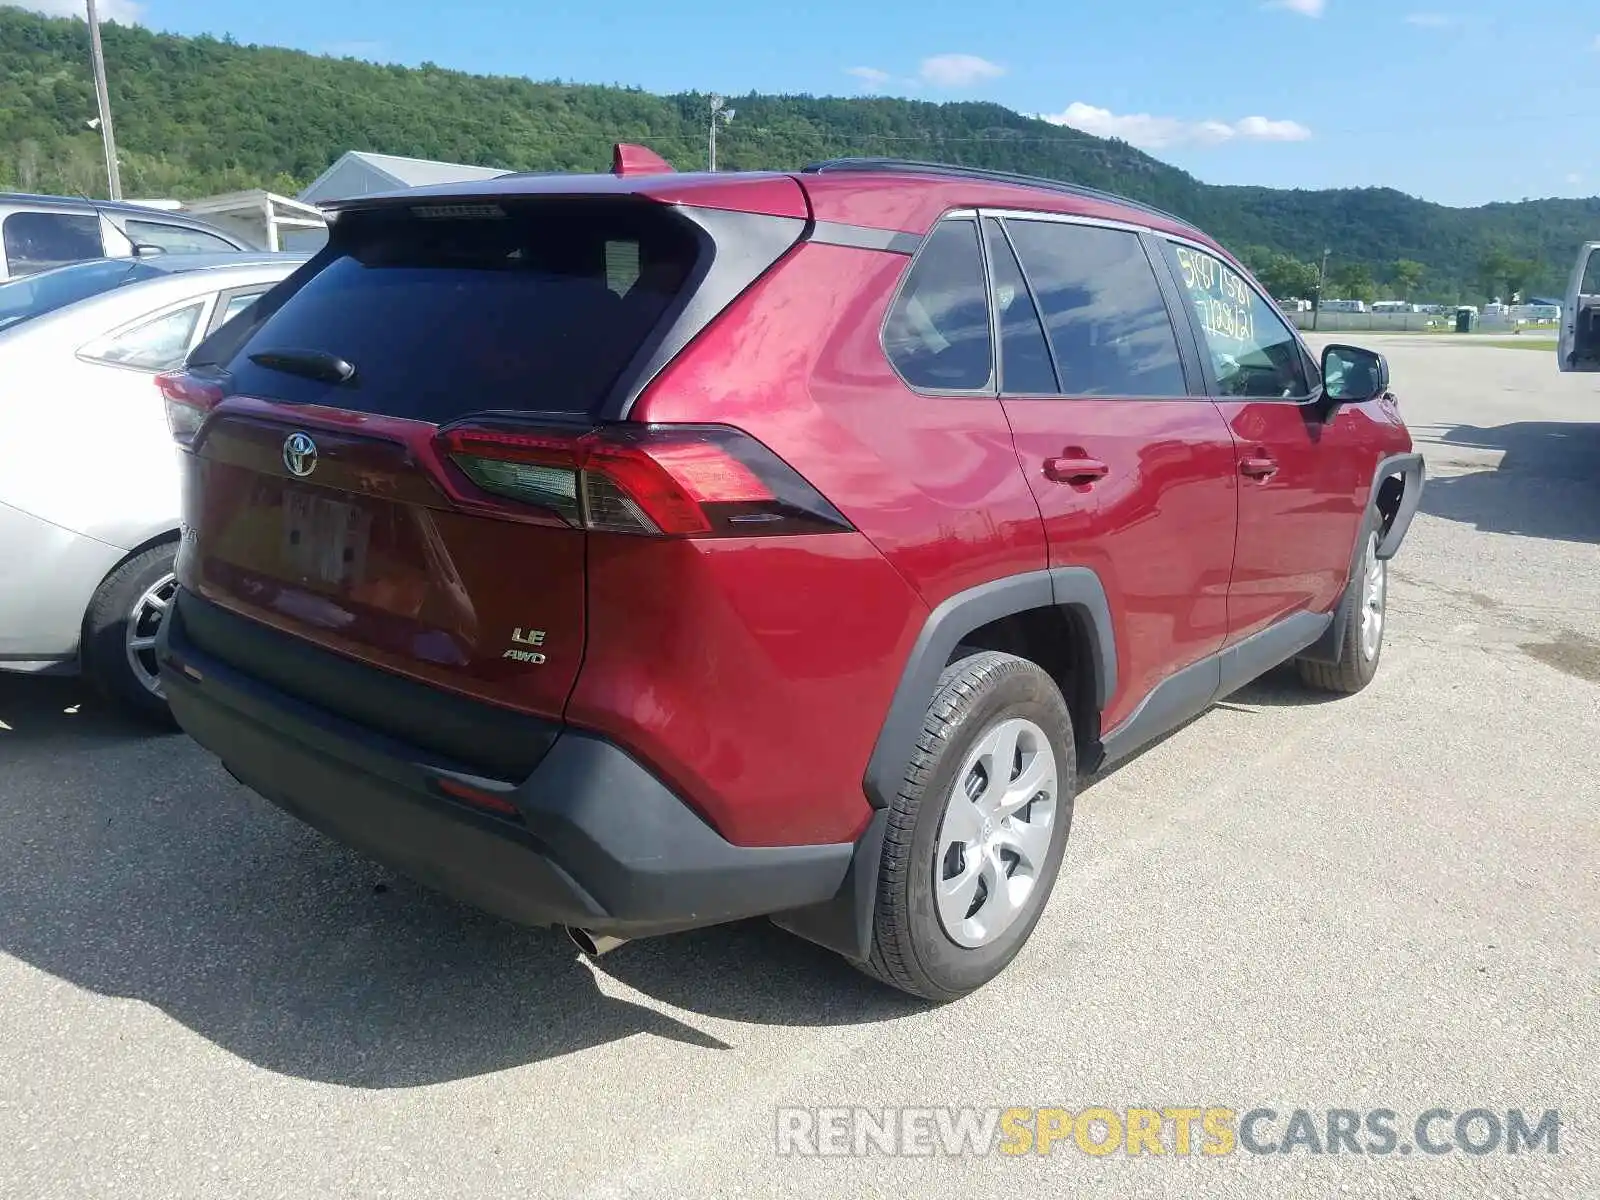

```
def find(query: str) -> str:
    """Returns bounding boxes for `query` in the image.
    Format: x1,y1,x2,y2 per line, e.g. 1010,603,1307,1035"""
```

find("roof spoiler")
612,143,675,176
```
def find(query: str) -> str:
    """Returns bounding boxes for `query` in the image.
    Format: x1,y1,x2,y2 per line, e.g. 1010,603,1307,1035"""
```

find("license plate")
282,491,372,587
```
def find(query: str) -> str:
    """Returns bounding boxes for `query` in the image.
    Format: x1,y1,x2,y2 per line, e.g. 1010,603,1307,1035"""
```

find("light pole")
85,0,122,199
1313,246,1331,331
708,95,735,172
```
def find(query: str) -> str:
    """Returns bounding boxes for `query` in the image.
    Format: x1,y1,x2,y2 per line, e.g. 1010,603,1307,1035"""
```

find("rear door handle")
1240,455,1279,479
1043,455,1110,485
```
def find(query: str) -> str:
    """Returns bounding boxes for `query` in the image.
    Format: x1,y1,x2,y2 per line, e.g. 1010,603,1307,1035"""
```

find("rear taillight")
437,422,852,538
156,371,225,447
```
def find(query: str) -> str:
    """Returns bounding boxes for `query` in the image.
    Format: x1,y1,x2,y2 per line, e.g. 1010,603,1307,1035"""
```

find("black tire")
858,651,1076,1001
82,543,179,727
1296,510,1386,695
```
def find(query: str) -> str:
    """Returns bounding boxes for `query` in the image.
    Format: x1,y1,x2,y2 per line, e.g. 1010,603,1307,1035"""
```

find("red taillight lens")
436,422,851,538
157,371,225,447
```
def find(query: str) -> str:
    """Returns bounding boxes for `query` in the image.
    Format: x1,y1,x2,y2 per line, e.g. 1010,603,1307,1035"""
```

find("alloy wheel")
125,572,176,699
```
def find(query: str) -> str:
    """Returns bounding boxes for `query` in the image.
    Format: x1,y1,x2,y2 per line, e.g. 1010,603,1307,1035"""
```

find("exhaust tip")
566,927,629,958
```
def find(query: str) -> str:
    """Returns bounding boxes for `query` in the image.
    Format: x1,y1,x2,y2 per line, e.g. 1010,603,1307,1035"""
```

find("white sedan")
0,252,305,722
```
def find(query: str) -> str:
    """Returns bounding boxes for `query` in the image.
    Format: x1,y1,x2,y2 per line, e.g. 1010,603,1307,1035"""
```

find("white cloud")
1405,12,1456,26
4,0,144,22
1267,0,1326,15
1568,173,1584,185
918,54,1006,88
1043,102,1311,150
846,66,893,89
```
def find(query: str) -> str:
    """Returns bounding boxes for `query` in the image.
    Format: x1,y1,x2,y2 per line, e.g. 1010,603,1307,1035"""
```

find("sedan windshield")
0,259,165,334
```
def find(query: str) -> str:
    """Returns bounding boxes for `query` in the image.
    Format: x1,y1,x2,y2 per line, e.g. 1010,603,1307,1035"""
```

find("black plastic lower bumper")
158,593,855,938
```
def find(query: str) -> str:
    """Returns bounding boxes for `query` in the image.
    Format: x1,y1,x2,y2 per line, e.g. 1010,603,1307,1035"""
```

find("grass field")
1467,338,1558,351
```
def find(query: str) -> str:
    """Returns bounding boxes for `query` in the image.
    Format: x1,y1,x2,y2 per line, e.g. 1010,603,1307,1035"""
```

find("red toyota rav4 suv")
156,152,1422,1000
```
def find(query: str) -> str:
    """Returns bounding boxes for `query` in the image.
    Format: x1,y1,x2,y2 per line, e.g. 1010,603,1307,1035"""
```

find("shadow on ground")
1414,421,1600,544
0,673,919,1090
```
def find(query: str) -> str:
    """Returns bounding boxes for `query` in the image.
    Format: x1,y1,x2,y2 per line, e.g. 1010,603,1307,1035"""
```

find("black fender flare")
1301,452,1424,665
1372,451,1424,560
772,567,1117,962
862,567,1116,811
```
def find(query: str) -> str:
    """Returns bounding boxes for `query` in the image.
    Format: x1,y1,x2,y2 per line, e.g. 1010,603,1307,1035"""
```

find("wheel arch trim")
1371,452,1423,560
862,568,1117,812
77,528,182,656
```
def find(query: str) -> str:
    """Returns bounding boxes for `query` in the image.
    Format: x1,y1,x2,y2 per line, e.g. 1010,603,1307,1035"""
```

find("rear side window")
1005,220,1186,398
1164,242,1310,399
82,302,205,372
218,199,701,421
883,219,993,392
3,212,104,277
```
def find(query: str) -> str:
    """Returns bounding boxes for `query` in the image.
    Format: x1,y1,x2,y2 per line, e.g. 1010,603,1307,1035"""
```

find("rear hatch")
167,190,803,731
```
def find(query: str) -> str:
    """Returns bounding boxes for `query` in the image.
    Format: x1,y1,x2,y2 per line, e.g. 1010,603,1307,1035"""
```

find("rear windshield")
0,259,163,334
214,198,702,421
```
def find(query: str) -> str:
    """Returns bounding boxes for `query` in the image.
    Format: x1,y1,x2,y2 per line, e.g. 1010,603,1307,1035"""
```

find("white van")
1559,241,1600,372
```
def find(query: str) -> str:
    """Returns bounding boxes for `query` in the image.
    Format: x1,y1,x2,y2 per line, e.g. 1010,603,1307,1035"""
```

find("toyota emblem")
282,431,318,478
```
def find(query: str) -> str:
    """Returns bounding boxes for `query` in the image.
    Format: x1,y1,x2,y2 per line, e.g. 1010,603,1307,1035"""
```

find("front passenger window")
884,219,993,392
1164,242,1310,399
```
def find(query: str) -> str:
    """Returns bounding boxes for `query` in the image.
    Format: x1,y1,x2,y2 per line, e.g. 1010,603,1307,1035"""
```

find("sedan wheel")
125,572,177,699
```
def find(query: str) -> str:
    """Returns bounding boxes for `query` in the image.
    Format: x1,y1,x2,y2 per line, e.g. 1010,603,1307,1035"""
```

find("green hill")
3,7,1594,302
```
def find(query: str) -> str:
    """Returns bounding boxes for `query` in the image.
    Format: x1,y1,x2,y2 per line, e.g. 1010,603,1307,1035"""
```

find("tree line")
1235,247,1549,306
2,8,1593,302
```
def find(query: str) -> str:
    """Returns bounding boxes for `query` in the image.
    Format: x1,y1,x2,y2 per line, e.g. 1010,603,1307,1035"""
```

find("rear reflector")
433,776,523,820
437,421,851,538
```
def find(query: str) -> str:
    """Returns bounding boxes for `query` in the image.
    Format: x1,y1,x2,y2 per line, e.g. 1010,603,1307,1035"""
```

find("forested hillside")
3,7,1594,301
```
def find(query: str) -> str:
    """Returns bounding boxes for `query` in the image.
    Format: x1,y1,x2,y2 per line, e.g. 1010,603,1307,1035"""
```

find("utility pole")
1313,246,1330,331
85,0,122,199
708,95,734,171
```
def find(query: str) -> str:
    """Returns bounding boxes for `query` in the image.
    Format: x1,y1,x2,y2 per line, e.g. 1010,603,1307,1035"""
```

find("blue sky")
18,0,1599,206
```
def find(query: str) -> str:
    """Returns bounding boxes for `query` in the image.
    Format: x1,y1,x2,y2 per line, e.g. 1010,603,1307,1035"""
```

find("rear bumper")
157,593,854,938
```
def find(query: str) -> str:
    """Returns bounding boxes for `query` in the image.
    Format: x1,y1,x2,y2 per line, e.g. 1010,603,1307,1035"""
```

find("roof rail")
800,158,1195,230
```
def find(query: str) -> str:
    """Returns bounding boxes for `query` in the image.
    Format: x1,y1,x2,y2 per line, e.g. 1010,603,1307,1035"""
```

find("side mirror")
1320,343,1389,414
131,242,168,258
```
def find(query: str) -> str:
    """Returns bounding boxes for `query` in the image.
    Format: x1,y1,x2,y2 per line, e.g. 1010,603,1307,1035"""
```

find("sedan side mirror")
1320,344,1389,414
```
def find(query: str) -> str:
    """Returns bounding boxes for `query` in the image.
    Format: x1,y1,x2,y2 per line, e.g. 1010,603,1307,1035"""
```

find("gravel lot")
2,337,1595,1199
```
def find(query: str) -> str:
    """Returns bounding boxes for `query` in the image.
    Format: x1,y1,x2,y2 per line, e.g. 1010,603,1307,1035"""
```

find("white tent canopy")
178,190,329,253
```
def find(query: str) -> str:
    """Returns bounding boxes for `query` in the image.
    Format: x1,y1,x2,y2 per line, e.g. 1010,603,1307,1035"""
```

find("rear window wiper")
247,348,358,385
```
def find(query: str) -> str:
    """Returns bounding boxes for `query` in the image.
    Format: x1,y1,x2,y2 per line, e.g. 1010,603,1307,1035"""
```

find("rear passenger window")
125,219,239,255
3,212,104,276
883,219,993,392
1005,220,1186,398
984,219,1057,395
1163,242,1310,399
